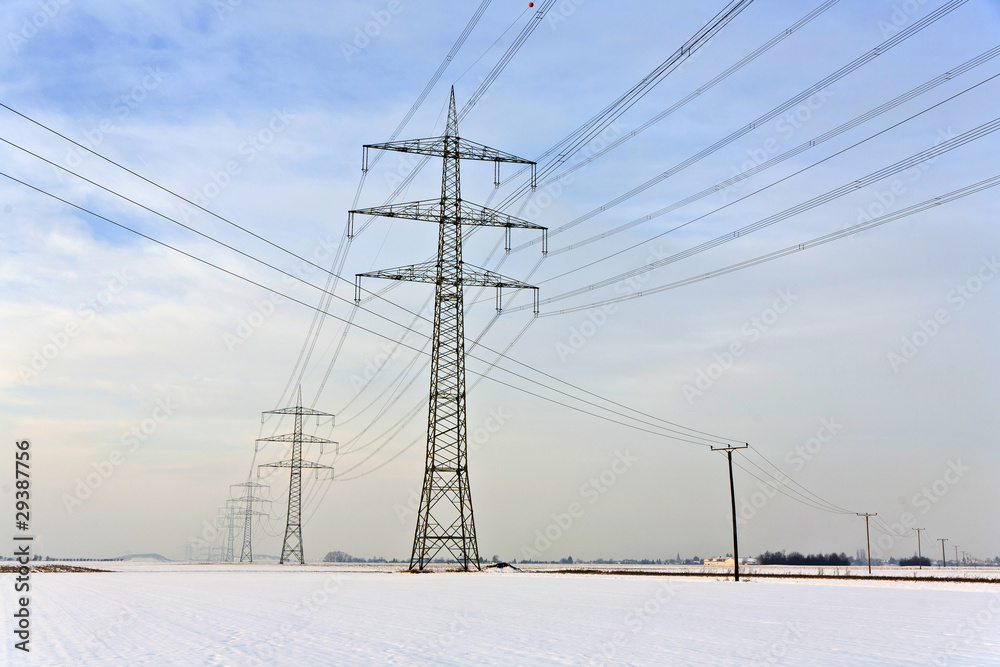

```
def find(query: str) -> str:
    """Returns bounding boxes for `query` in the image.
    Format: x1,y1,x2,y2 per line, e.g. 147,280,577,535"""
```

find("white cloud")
1,0,998,562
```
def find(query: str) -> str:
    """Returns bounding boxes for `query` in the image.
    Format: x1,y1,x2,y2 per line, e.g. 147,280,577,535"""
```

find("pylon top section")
261,387,335,421
446,85,458,138
256,387,337,463
230,480,270,502
354,88,546,314
362,87,537,187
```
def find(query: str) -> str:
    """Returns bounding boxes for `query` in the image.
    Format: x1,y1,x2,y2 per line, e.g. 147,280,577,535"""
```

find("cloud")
1,0,998,561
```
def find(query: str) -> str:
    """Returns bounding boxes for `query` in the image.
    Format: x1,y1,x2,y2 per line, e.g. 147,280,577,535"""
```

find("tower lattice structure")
353,87,546,571
223,500,238,562
257,388,336,564
232,481,270,563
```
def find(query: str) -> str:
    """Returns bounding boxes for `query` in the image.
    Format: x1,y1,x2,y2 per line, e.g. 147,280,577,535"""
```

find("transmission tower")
215,505,232,562
228,481,271,563
257,388,336,564
223,500,239,562
353,87,546,571
232,481,270,563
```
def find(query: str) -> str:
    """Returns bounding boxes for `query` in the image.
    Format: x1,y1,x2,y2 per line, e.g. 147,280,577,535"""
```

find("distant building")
704,556,735,566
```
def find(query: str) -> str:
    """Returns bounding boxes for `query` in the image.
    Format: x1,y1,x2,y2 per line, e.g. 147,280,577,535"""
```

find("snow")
3,563,999,666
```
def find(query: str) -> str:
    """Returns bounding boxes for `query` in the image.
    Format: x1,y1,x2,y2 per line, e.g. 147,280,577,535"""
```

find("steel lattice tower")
353,88,546,571
257,388,336,564
233,481,270,563
223,500,238,562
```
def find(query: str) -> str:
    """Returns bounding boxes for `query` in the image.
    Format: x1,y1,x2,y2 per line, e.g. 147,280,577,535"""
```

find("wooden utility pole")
938,538,948,567
857,513,876,574
711,444,749,582
913,528,925,569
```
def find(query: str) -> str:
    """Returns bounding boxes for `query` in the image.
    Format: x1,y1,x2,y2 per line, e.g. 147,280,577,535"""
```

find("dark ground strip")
0,564,111,573
544,568,1000,584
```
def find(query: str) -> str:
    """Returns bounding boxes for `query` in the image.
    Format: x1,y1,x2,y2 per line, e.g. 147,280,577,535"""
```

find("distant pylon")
257,387,336,564
353,87,546,571
224,500,238,562
232,481,270,563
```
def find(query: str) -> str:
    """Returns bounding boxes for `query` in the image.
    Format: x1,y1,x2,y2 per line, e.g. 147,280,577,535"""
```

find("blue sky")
2,0,999,562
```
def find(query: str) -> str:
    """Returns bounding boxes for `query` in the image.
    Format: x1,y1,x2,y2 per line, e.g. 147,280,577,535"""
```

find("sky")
2,0,999,563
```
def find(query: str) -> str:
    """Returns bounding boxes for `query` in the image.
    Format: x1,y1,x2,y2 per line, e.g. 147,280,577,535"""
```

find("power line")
0,123,737,447
497,0,843,205
731,460,854,515
519,116,1000,315
310,0,506,411
0,0,533,423
345,0,561,240
738,449,855,515
534,50,1000,261
469,57,1000,312
494,0,759,212
453,6,530,85
501,0,969,241
0,167,735,447
321,0,760,339
267,0,561,418
535,172,1000,317
459,0,560,123
331,299,536,485
363,0,495,176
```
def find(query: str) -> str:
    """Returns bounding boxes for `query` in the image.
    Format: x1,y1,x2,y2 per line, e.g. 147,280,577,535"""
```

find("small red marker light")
528,2,533,6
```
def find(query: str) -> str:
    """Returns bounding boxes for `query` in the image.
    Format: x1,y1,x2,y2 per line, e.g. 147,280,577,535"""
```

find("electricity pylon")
232,481,270,563
223,500,239,562
257,388,336,564
353,87,546,571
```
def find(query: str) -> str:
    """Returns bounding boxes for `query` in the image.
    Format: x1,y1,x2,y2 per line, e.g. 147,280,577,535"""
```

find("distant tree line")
758,551,850,566
898,556,932,567
322,550,388,563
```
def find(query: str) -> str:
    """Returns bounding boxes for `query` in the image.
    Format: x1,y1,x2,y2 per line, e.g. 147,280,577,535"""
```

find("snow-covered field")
2,562,998,666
